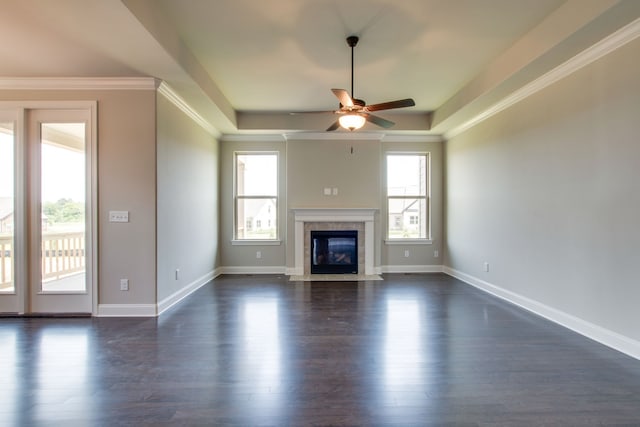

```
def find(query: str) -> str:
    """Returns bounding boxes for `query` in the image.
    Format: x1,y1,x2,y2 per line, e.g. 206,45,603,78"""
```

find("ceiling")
0,0,638,137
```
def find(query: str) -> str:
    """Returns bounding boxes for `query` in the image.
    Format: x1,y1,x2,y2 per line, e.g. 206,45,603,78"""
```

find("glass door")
0,116,17,312
0,105,95,314
28,110,93,314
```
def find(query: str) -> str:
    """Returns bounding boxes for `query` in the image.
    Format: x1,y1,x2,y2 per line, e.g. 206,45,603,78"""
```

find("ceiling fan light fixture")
338,113,366,131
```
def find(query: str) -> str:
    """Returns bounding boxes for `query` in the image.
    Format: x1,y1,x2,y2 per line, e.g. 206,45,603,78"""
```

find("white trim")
219,266,287,275
0,77,159,91
443,266,640,361
96,304,158,317
446,17,640,139
284,132,385,141
381,134,444,143
231,239,282,246
157,82,220,137
156,270,215,315
384,239,433,245
221,134,286,142
381,265,444,274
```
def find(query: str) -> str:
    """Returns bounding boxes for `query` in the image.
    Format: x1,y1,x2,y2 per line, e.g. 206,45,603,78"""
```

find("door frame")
0,101,98,315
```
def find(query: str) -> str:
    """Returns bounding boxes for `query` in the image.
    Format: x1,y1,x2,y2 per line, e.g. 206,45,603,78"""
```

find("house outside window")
386,153,429,240
234,152,278,240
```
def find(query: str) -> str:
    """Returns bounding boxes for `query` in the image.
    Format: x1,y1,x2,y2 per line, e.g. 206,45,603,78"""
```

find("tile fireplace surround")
291,208,377,277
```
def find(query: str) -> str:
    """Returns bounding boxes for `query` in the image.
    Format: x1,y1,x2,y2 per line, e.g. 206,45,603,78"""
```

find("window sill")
384,239,432,245
232,239,282,246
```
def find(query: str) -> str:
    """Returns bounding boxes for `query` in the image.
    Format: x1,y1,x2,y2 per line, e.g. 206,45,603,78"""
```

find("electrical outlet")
120,278,129,291
256,251,262,259
332,188,338,196
404,250,410,258
484,262,490,272
434,250,439,258
175,269,180,280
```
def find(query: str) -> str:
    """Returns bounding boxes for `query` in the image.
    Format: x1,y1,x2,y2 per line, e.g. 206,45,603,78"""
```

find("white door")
0,104,97,314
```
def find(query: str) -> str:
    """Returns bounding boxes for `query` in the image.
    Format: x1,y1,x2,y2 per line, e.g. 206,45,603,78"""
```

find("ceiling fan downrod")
346,35,359,99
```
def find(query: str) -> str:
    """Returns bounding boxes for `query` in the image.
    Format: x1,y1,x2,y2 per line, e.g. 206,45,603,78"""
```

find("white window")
386,153,429,240
235,152,278,240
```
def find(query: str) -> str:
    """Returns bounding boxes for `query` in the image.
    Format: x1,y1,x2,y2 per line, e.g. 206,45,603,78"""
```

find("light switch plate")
109,210,129,223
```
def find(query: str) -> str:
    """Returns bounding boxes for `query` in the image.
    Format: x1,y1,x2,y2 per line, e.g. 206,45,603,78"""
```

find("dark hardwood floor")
2,273,640,426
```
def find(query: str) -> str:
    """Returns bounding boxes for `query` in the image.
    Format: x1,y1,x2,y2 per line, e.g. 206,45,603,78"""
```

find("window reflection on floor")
241,297,282,409
34,328,92,420
382,297,432,408
0,329,18,424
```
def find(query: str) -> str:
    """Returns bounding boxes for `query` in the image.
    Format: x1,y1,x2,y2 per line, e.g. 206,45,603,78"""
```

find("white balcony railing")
0,232,85,291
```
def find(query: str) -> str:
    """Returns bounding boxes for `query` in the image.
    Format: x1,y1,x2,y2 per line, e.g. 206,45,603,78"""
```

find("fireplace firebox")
310,230,358,274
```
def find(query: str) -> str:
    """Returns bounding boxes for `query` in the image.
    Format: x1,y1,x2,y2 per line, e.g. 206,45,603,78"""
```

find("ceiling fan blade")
331,89,354,108
364,113,394,129
365,98,415,112
326,120,340,131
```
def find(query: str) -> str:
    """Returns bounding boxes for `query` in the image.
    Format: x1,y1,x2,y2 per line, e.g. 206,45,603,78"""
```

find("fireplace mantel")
291,208,377,276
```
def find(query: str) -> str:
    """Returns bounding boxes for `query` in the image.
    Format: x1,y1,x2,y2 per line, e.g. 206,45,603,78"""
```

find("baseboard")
219,266,287,275
381,264,444,274
156,270,216,316
96,304,157,317
443,266,640,361
97,270,220,318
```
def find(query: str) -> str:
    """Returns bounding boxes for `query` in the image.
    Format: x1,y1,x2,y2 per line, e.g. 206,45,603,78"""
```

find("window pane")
387,155,426,196
236,198,277,239
0,123,14,292
40,123,86,292
388,198,427,239
236,154,277,196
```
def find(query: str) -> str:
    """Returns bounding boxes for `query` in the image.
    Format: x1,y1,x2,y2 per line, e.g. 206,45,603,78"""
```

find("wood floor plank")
2,273,640,426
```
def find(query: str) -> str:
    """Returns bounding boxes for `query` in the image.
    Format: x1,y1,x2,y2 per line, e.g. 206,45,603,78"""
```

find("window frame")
384,151,431,244
232,151,280,244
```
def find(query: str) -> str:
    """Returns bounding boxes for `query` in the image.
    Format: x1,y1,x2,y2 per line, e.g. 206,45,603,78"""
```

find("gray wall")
219,139,287,270
444,38,640,341
382,139,443,269
218,136,442,272
0,88,158,307
157,94,219,302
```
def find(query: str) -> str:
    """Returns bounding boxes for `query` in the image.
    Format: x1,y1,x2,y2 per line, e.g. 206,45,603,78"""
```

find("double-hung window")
234,152,278,240
386,153,429,240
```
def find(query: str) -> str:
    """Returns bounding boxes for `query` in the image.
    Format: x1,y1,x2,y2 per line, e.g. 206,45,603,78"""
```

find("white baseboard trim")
97,269,221,318
219,266,287,275
157,270,215,316
443,266,640,361
381,265,444,274
97,304,158,317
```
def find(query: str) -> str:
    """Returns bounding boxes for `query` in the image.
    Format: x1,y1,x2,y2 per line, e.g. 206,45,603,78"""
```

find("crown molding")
283,131,385,141
445,17,640,140
381,134,444,143
157,82,220,138
0,77,159,91
220,134,286,142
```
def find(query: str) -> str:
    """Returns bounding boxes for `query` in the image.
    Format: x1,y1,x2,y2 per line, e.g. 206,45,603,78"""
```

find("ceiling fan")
324,35,416,131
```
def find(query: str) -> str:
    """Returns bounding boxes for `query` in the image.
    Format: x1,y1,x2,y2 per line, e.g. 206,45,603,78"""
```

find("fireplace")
291,208,377,277
311,230,358,274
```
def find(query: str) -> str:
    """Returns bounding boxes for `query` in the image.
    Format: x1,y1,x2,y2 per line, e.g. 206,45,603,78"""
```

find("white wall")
445,38,640,346
156,94,219,304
